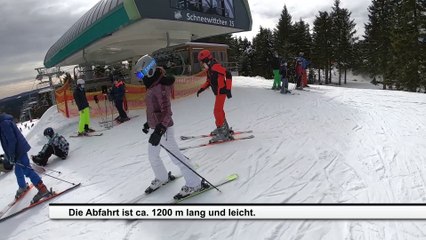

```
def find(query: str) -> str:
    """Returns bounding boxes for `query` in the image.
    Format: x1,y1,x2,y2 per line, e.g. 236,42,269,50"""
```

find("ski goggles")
135,59,156,79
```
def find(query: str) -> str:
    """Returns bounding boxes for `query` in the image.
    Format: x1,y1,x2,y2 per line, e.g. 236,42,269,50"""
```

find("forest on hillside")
198,0,426,92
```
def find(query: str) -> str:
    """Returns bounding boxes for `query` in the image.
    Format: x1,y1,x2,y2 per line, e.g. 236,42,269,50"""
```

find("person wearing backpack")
196,49,233,143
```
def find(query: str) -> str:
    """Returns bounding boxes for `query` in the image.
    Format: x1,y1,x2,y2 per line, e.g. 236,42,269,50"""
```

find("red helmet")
198,50,212,62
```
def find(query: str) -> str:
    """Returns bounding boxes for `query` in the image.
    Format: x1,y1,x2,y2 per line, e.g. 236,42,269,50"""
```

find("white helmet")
77,79,85,85
134,54,157,79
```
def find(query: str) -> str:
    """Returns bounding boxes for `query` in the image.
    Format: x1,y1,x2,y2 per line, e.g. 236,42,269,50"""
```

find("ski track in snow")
1,77,426,239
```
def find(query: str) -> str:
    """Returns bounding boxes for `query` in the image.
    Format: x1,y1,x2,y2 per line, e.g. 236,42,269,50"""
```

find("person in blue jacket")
0,113,51,203
110,73,129,123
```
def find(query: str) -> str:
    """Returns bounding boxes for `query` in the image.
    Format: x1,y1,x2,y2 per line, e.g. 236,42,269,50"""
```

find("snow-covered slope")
1,76,426,239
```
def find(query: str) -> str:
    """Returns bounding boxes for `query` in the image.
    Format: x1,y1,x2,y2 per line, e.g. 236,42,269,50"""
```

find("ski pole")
110,98,114,128
160,144,221,192
39,171,77,186
15,163,77,186
30,163,62,174
94,95,103,120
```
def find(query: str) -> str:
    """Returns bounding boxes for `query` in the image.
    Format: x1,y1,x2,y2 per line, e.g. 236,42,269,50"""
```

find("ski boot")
116,116,130,123
210,119,233,136
145,172,176,194
32,181,52,203
209,123,234,143
173,180,210,200
210,127,219,136
15,184,30,199
31,155,47,166
84,124,95,133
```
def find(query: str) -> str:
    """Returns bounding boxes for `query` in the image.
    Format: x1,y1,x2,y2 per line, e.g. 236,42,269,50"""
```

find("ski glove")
196,88,205,97
149,123,167,146
6,154,16,165
142,122,150,134
219,88,232,99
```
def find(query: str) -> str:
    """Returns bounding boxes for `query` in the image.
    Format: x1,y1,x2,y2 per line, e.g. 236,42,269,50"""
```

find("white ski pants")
148,126,200,188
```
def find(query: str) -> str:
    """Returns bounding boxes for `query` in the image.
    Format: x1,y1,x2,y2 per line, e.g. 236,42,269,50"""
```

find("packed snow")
1,76,426,239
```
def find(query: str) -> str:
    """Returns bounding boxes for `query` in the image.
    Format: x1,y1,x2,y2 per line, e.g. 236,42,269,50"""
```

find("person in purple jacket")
134,54,207,199
0,113,51,203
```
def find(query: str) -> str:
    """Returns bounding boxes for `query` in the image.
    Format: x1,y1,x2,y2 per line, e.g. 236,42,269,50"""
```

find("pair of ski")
98,115,139,126
0,183,81,222
69,132,103,138
179,130,254,151
130,173,238,204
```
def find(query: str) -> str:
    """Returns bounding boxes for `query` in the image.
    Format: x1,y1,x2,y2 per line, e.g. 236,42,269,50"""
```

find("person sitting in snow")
31,127,69,166
135,54,208,199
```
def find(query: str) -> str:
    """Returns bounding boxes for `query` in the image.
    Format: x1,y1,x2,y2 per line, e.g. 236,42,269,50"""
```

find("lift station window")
172,0,235,19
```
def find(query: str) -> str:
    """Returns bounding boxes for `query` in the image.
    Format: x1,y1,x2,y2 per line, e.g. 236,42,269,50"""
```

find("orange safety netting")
55,71,207,118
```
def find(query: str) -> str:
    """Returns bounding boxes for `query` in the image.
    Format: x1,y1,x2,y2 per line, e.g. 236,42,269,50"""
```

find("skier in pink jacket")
135,54,208,199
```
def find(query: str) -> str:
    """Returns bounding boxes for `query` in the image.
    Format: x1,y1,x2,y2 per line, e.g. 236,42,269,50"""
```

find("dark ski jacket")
0,113,31,162
110,80,126,102
279,65,287,79
73,87,89,111
47,133,70,155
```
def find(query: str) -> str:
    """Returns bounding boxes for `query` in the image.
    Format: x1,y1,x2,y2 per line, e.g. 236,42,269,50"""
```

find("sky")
0,0,371,96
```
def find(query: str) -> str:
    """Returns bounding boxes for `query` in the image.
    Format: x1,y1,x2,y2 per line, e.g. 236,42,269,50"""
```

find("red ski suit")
199,62,232,127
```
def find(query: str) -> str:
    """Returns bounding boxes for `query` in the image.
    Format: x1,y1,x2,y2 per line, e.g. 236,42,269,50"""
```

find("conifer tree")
252,27,275,79
417,0,426,91
330,0,356,85
363,0,394,89
274,5,294,60
313,11,333,84
239,37,255,76
293,19,312,58
389,0,421,91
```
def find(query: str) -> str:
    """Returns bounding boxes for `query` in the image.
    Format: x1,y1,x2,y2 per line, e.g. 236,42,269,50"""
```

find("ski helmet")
77,79,85,85
134,54,157,79
198,50,212,63
43,127,54,138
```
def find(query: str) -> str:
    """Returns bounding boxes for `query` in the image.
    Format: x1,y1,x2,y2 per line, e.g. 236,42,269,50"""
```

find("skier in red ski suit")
196,50,233,142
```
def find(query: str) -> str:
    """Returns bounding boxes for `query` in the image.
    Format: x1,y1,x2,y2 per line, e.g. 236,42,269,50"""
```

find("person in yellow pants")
272,69,281,90
272,56,281,90
73,79,94,136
